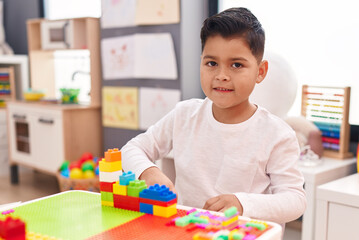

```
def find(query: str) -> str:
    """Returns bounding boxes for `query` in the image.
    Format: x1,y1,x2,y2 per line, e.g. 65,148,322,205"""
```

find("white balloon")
250,51,297,118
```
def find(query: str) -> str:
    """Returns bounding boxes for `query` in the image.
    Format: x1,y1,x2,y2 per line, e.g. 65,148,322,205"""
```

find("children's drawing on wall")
135,33,178,79
101,35,135,79
102,86,139,129
139,87,180,130
101,0,136,28
135,0,180,25
102,33,177,80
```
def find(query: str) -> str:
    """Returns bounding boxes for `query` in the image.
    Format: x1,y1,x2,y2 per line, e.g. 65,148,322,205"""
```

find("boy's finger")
205,200,224,212
203,196,220,210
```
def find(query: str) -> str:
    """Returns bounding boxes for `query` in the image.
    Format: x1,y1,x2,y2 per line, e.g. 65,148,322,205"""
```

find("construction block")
99,170,123,183
127,180,147,198
192,232,213,240
113,194,140,211
101,200,114,207
139,203,153,214
100,181,116,192
101,191,113,202
104,148,122,162
99,159,122,172
0,216,26,240
222,215,238,227
113,181,127,196
224,207,238,218
229,230,244,240
139,184,176,202
119,171,135,185
153,203,177,218
245,221,267,231
139,197,177,207
175,216,192,227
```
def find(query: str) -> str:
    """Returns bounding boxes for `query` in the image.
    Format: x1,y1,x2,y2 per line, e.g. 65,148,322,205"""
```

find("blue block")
119,171,136,186
139,184,177,202
140,202,153,214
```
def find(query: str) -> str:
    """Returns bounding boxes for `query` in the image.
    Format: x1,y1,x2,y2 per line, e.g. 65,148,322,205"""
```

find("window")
43,0,101,20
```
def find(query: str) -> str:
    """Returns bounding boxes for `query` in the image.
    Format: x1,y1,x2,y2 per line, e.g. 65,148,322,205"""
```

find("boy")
122,7,306,224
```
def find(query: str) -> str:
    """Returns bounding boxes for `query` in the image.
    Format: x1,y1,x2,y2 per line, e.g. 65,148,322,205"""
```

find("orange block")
105,148,122,162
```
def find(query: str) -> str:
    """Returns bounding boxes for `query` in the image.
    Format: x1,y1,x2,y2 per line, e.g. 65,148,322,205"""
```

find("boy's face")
200,35,268,114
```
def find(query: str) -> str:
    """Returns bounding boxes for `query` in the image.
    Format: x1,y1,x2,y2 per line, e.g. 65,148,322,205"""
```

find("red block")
100,181,116,192
139,197,177,207
114,194,140,211
0,216,26,240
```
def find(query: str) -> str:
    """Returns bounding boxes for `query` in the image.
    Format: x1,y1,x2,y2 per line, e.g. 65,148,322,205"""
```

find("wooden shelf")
27,18,101,106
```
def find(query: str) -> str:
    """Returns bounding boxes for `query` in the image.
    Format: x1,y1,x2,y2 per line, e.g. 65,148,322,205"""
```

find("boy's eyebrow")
202,55,216,60
202,55,248,62
231,57,248,62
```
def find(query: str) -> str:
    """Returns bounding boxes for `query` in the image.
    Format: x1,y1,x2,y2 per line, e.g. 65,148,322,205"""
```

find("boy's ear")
256,60,268,84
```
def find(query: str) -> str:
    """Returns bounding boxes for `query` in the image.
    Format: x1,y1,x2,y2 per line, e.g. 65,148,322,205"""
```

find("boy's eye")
232,63,242,68
206,61,217,67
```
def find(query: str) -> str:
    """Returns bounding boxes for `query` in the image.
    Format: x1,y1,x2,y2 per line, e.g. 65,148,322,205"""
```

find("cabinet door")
30,111,64,173
327,202,359,240
0,110,9,176
8,107,35,165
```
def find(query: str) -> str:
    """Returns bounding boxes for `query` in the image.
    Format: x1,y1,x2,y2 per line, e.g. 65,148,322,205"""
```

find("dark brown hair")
200,7,265,62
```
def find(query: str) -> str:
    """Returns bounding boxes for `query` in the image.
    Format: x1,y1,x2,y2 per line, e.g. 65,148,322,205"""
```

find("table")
298,157,356,240
0,191,282,240
315,173,359,240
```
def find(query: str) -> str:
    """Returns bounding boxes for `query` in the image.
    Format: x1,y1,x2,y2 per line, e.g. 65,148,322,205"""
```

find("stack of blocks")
99,148,177,218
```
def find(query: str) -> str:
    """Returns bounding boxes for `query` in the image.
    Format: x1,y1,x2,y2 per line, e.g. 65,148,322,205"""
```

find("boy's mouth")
214,87,233,92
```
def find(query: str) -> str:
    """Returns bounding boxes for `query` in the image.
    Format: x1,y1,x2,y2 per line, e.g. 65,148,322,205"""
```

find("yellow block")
101,200,114,207
99,159,122,172
193,232,212,240
153,203,177,218
222,215,238,226
113,181,127,195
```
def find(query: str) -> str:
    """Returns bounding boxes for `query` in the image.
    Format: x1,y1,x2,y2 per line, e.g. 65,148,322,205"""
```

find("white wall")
181,0,207,100
220,0,359,125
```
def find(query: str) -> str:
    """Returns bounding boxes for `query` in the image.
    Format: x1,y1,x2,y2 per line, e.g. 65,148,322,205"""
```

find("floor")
0,170,302,240
0,170,60,205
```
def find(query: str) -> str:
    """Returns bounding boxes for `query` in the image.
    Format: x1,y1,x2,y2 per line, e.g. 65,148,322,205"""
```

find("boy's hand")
139,166,176,193
203,194,243,214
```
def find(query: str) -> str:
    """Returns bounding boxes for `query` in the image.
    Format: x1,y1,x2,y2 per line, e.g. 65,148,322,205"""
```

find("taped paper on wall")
102,33,177,80
135,0,180,25
139,87,181,130
101,0,136,28
102,86,139,130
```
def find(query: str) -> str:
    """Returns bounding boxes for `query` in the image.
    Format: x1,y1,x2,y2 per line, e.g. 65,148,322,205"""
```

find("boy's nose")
215,68,230,81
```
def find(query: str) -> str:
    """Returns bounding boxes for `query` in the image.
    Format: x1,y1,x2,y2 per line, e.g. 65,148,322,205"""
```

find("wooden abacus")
301,85,353,159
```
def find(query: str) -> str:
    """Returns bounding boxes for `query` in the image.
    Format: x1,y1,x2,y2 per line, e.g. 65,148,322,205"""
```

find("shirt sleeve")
235,132,307,224
121,108,176,179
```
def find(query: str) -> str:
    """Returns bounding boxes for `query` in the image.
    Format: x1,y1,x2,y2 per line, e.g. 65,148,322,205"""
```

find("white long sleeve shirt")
121,98,306,224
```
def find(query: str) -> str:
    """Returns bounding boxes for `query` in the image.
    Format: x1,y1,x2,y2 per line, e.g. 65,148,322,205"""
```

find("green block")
214,236,228,240
245,222,266,231
101,191,113,202
175,216,192,227
127,180,147,197
189,216,208,224
231,233,244,240
224,206,238,218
